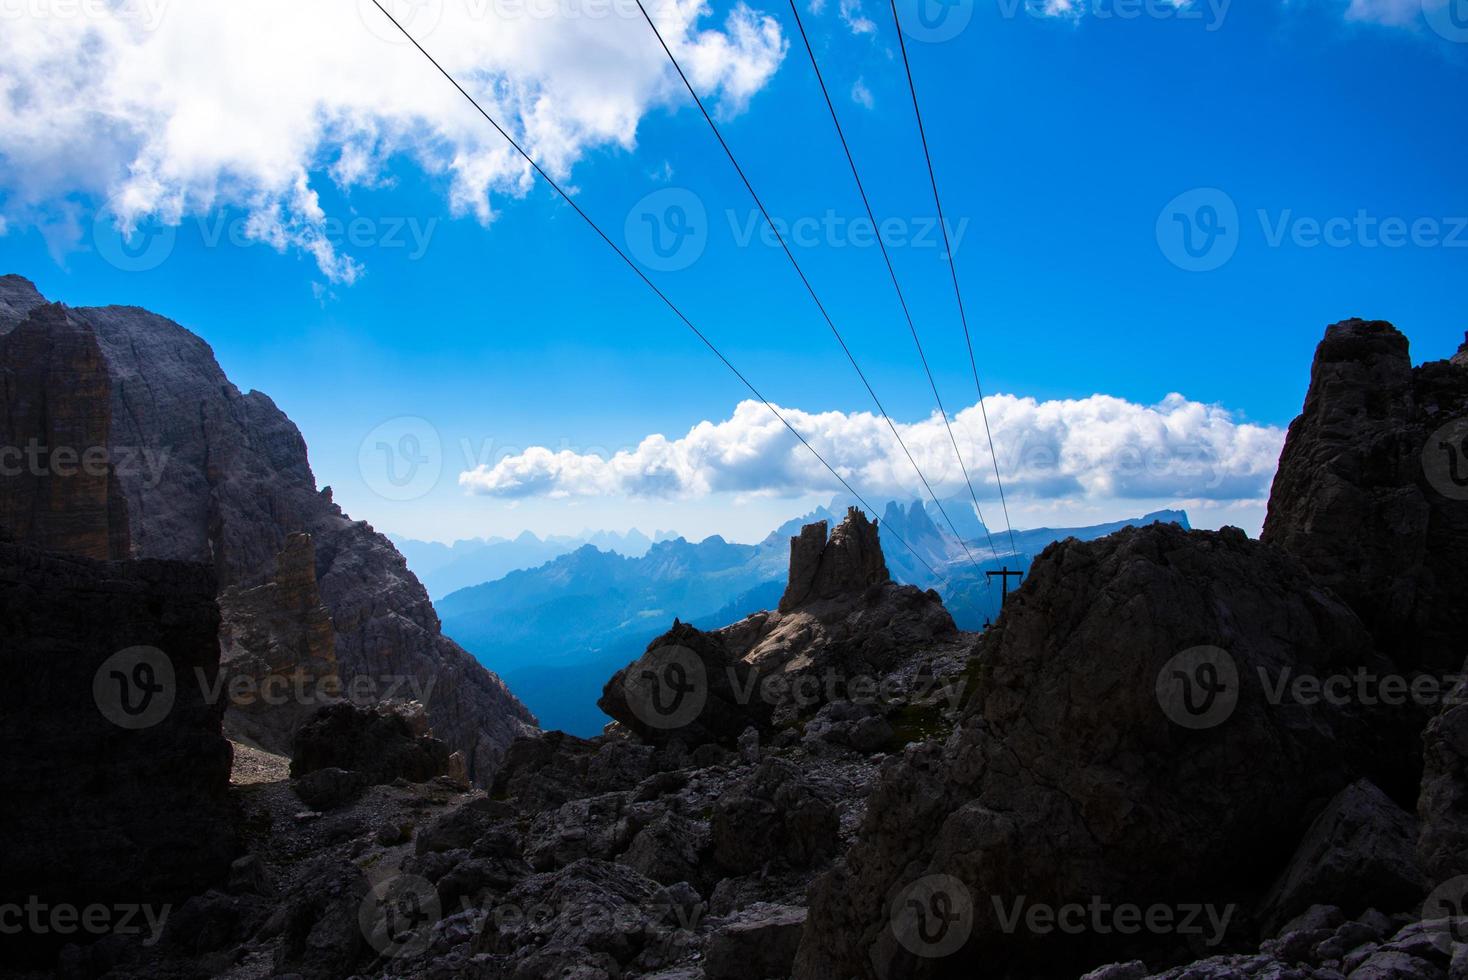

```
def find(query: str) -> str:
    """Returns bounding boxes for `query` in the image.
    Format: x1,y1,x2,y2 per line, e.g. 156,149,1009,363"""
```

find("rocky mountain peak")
1262,316,1468,669
1453,329,1468,368
0,278,535,782
0,274,46,333
778,506,890,613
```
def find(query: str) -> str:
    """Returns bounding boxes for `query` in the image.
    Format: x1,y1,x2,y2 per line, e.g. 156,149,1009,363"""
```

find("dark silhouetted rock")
796,523,1406,979
1262,318,1468,672
0,539,235,963
599,620,774,747
290,701,450,785
1418,669,1468,885
1260,779,1424,932
291,767,366,810
780,507,889,612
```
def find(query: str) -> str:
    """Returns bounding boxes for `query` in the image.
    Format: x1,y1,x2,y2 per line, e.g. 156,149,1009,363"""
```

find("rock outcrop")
0,538,236,963
290,701,451,785
795,523,1409,978
779,506,890,612
598,621,774,747
217,532,339,752
1262,318,1468,671
600,509,958,745
0,277,535,782
1258,779,1423,932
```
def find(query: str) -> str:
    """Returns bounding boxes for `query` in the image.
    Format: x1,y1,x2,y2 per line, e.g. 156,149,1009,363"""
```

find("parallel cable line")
365,0,944,581
631,0,987,578
888,0,1020,557
786,0,1003,565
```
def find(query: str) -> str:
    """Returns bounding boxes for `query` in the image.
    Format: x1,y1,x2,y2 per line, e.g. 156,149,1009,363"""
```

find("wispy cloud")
851,77,875,109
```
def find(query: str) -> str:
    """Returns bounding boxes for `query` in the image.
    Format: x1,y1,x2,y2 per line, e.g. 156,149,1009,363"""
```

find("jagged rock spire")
778,507,890,613
1453,330,1468,368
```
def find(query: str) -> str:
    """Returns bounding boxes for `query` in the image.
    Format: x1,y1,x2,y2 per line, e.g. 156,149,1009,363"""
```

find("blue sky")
2,0,1465,544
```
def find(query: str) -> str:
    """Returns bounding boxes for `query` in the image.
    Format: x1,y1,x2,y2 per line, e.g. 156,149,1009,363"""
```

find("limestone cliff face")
1261,319,1468,671
0,303,130,560
0,273,46,331
0,277,535,782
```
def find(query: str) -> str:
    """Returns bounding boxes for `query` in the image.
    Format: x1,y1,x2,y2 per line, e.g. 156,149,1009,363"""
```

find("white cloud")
851,77,875,109
0,0,786,281
839,0,876,34
459,392,1286,504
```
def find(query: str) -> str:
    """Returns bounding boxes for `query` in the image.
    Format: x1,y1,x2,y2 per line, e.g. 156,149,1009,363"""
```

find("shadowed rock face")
0,538,236,964
794,523,1410,979
1262,318,1468,671
0,304,130,560
217,531,339,753
0,276,535,782
780,507,890,613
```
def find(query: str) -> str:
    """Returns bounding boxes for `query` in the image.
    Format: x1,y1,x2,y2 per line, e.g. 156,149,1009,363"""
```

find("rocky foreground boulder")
0,276,535,781
0,536,236,965
794,521,1417,978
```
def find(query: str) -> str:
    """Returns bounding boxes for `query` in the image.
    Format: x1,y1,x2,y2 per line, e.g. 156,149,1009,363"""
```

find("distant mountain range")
425,497,1190,735
390,528,679,598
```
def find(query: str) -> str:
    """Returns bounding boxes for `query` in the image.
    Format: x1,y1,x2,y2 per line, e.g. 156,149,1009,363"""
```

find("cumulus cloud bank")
459,393,1286,503
0,0,785,281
